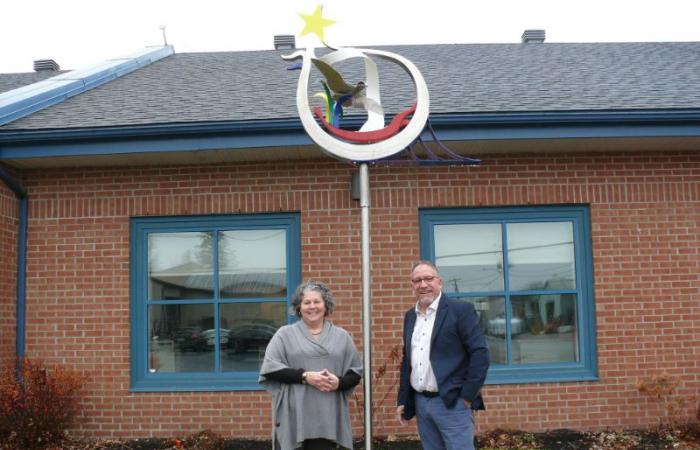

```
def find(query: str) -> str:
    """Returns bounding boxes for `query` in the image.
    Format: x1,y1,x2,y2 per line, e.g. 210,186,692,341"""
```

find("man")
396,260,490,450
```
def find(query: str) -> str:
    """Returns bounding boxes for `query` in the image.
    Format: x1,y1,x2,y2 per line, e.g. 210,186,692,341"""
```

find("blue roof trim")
431,108,700,125
0,46,174,126
430,109,700,140
0,130,313,159
2,108,700,160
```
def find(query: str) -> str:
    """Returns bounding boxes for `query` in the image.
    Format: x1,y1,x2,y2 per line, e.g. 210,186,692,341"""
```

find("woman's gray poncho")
259,320,362,450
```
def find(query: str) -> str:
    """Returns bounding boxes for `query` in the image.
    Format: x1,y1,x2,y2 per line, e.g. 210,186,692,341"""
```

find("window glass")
148,304,215,372
457,296,507,364
219,230,287,298
435,224,503,292
511,294,578,364
506,222,576,291
421,206,596,384
148,232,214,300
220,302,288,372
132,214,299,391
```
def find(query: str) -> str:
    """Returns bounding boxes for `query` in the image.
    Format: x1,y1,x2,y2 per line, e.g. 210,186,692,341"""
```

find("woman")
259,281,363,450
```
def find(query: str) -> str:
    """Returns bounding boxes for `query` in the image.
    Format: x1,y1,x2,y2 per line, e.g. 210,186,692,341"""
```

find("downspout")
0,165,27,358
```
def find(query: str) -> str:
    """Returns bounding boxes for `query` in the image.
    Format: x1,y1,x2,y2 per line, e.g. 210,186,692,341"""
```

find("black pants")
301,438,337,449
276,438,337,450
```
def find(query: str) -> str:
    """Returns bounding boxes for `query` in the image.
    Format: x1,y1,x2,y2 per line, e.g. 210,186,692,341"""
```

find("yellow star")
298,5,337,42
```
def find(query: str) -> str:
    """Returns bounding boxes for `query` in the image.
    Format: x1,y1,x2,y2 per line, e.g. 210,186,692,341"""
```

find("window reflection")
148,232,214,300
436,220,581,367
457,297,506,364
145,228,291,374
507,222,576,291
219,230,287,298
148,304,215,372
511,294,578,364
220,302,287,372
435,224,503,292
423,207,595,381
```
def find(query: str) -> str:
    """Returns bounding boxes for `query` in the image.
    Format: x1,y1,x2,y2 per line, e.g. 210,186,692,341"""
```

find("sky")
2,0,699,74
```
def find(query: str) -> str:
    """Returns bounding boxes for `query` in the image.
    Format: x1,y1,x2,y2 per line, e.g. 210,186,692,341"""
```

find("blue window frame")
130,214,300,391
420,206,597,384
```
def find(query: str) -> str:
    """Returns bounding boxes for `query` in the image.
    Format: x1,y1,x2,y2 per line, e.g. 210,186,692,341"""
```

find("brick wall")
0,180,17,367
20,151,700,439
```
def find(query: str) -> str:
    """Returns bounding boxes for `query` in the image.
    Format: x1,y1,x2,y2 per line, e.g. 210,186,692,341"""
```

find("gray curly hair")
291,281,336,318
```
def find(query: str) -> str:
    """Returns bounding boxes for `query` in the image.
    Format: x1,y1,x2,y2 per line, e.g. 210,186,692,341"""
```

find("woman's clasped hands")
304,369,339,392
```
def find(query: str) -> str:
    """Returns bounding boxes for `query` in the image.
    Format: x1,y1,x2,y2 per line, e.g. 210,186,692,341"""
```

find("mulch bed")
53,425,700,450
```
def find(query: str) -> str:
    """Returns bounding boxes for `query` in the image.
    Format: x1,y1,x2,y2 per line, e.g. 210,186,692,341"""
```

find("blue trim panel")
129,213,301,392
0,46,174,126
2,108,700,160
419,205,598,385
0,129,313,159
15,198,27,358
0,165,28,358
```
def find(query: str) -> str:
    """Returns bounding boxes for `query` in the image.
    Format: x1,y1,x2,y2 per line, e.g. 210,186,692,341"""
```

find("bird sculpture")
312,58,384,116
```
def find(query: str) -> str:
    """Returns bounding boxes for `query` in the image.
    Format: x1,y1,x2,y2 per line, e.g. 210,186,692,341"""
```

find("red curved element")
313,104,417,143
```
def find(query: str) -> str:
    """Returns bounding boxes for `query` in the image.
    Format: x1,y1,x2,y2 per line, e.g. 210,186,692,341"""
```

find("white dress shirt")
409,293,441,393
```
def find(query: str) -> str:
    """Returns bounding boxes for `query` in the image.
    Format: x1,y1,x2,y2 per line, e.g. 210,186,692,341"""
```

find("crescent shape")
293,47,430,162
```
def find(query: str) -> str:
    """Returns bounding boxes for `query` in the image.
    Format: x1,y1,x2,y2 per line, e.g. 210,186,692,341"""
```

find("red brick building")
1,40,699,439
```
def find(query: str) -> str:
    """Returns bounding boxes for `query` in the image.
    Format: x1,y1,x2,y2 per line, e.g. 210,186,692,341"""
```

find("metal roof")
0,71,65,95
0,46,174,127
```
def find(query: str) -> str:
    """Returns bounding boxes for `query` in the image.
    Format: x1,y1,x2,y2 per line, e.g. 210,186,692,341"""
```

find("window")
420,206,597,383
130,214,300,391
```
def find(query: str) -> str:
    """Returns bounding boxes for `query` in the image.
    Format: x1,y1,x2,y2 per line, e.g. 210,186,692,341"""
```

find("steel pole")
359,163,373,450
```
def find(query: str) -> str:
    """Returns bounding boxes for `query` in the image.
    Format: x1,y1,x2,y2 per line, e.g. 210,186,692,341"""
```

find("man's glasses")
411,276,438,285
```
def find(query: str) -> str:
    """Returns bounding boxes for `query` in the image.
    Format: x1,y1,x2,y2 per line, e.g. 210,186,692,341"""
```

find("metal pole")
359,163,372,450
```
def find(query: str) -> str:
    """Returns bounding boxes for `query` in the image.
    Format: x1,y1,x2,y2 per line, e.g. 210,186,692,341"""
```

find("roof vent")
274,34,296,50
521,29,545,43
33,59,60,72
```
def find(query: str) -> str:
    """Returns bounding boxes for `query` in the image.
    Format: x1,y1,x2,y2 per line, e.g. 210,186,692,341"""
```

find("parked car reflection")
174,326,207,352
202,328,230,346
175,326,230,351
487,317,524,336
228,323,277,354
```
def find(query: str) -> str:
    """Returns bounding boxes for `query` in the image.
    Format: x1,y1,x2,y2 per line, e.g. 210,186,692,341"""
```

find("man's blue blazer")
397,294,490,420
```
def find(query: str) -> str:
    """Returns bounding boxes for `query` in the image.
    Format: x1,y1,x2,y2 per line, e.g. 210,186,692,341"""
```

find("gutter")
3,108,700,161
0,165,27,359
3,108,700,143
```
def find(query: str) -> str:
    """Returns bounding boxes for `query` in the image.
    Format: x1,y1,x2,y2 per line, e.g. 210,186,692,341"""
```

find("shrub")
636,370,700,445
0,357,86,450
352,343,402,434
173,429,225,450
